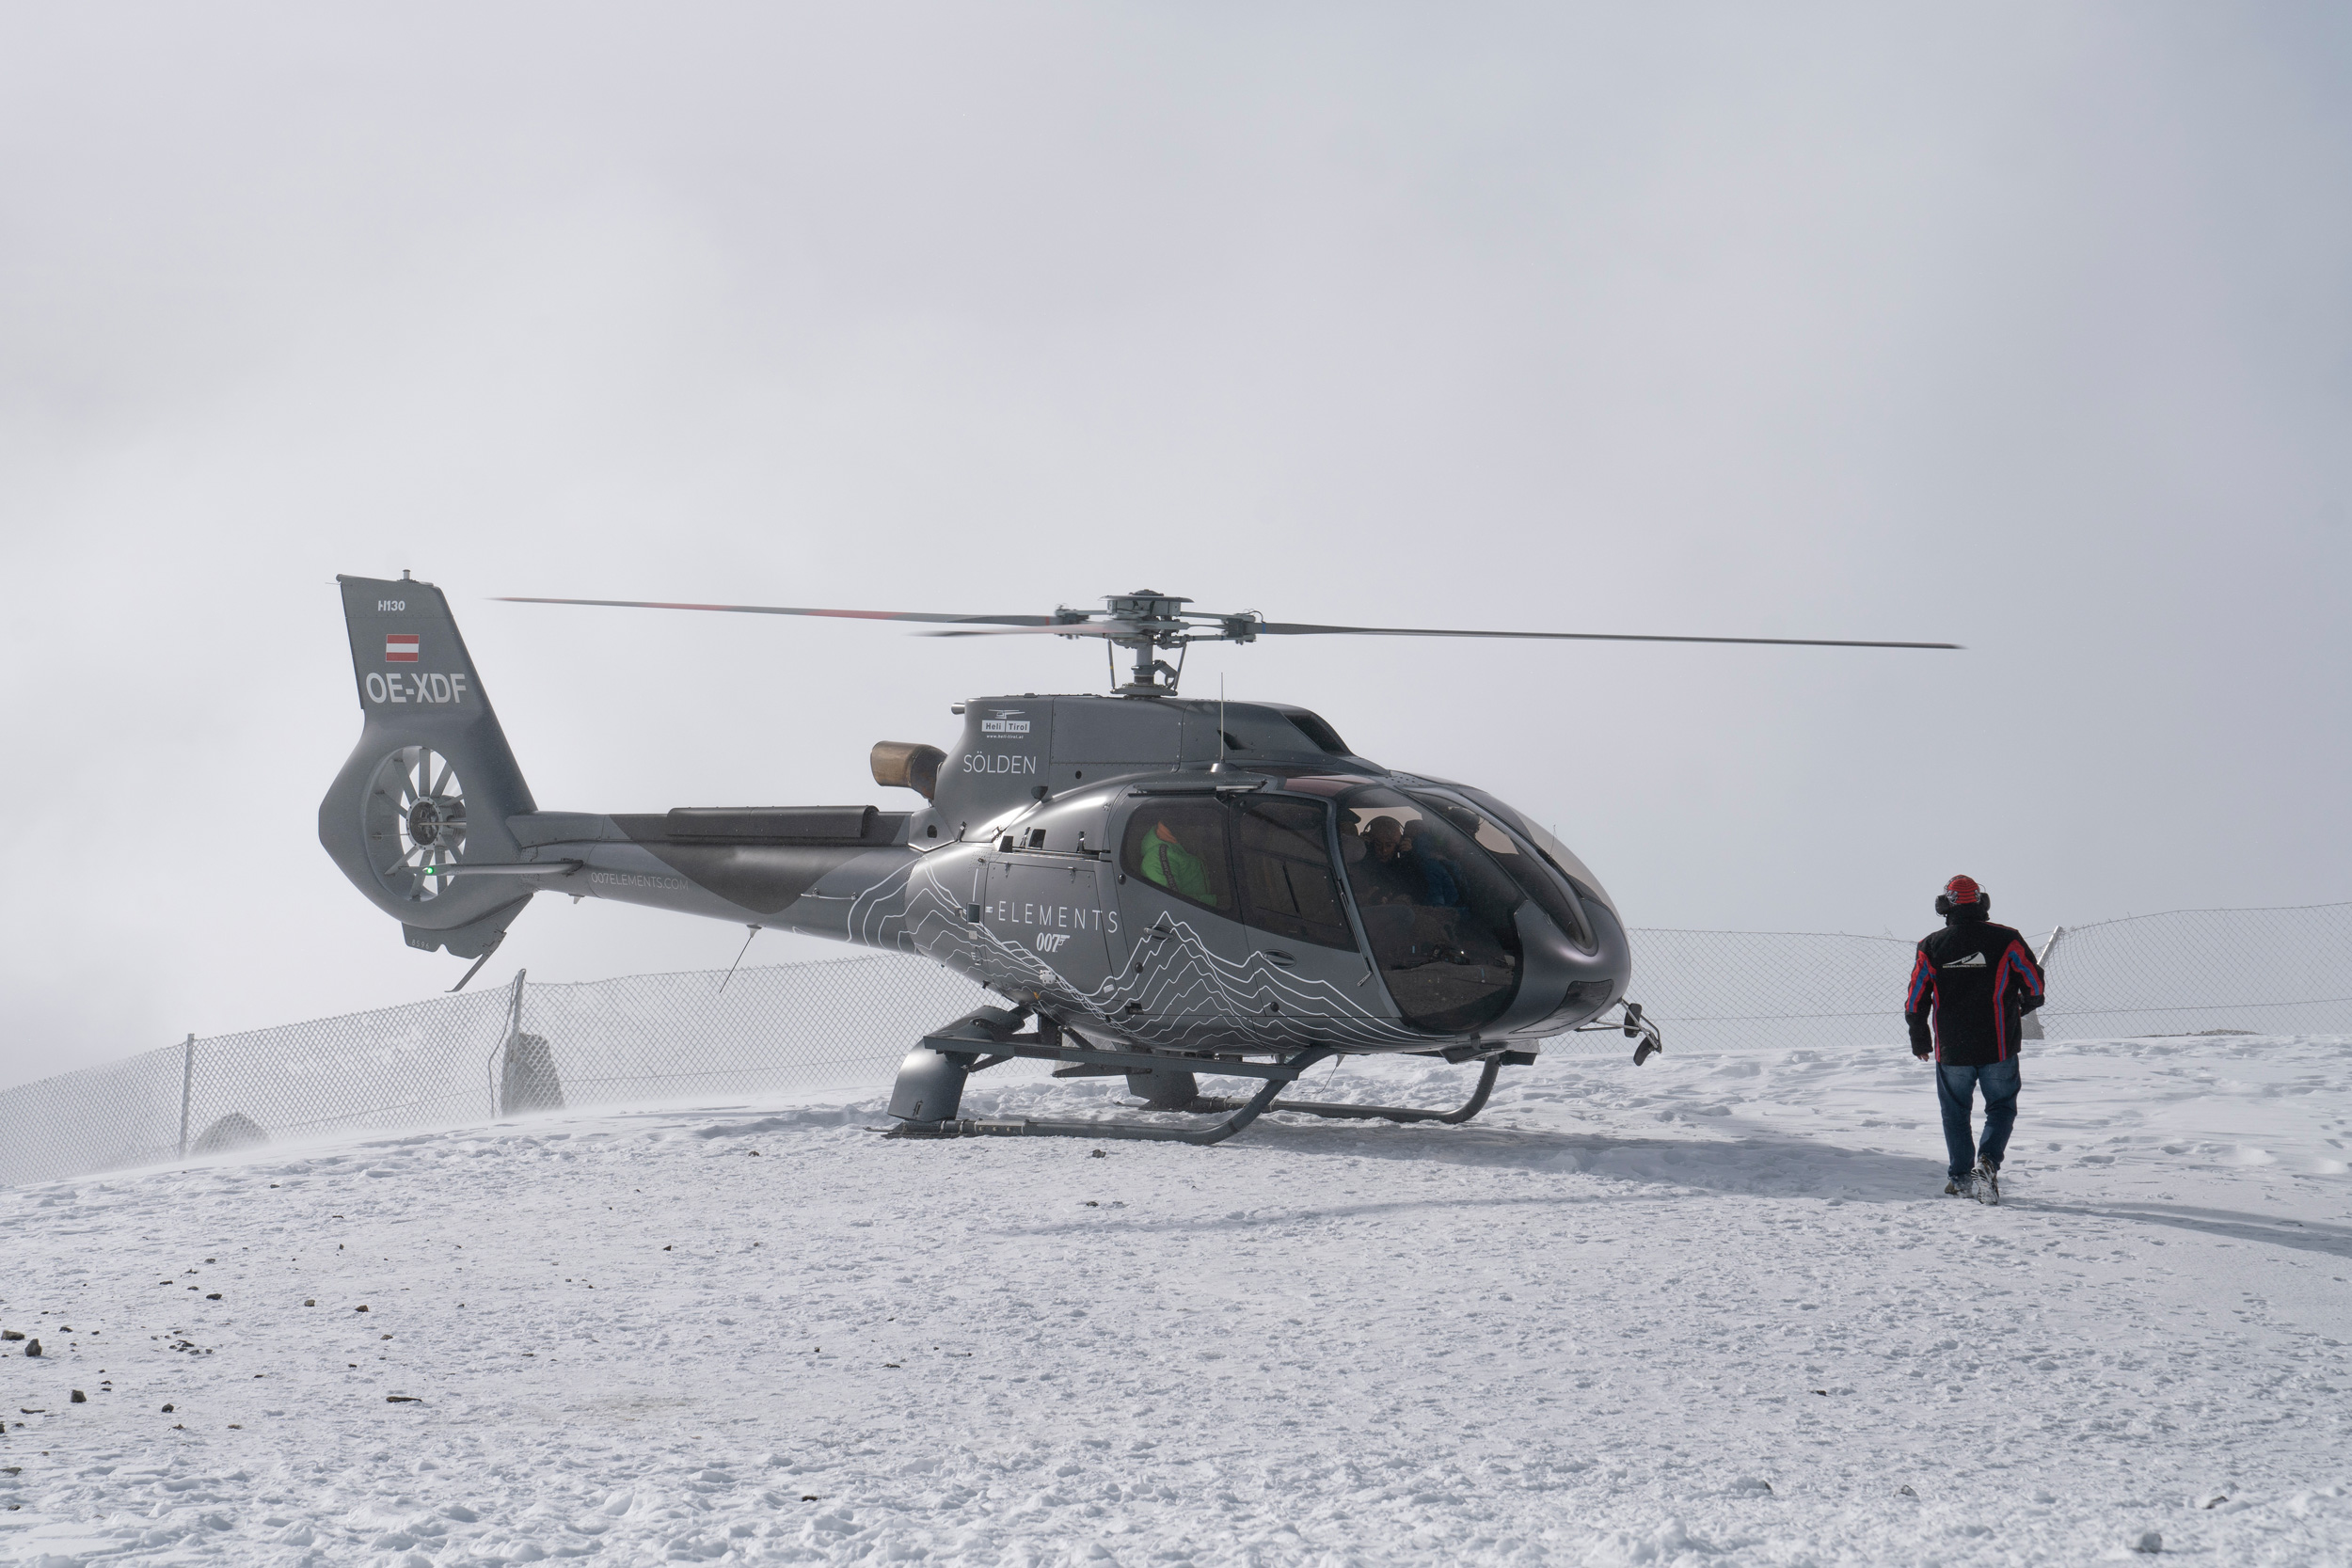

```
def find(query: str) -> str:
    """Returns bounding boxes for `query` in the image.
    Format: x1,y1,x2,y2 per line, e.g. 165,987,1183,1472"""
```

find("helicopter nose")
1486,897,1632,1037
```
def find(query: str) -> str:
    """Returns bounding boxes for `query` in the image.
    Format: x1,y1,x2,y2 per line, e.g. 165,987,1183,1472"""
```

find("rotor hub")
1082,590,1267,696
407,796,452,846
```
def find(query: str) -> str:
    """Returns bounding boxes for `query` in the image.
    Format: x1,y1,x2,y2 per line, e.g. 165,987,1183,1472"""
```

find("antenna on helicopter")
491,590,1961,696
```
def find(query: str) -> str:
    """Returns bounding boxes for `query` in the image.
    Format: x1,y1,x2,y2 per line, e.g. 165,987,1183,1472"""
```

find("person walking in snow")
1905,875,2046,1203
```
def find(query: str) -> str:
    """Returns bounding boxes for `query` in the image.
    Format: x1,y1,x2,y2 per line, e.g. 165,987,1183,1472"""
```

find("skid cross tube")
898,1048,1334,1145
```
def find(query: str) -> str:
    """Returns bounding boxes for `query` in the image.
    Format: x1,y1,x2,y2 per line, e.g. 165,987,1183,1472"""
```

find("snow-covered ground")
4,1034,2348,1566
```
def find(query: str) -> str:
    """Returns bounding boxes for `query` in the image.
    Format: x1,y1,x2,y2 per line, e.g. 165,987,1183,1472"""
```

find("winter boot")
1973,1160,2000,1206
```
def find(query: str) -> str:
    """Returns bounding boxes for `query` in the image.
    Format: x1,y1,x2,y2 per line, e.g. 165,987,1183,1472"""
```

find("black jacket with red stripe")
1905,910,2045,1065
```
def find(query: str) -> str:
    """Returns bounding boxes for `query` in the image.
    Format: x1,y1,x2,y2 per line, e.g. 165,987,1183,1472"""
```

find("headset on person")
1934,874,1990,918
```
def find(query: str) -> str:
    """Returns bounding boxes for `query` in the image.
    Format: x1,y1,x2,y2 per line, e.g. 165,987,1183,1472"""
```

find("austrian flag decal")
385,634,420,663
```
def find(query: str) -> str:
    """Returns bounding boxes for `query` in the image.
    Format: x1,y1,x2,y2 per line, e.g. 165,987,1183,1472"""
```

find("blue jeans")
1936,1059,2021,1181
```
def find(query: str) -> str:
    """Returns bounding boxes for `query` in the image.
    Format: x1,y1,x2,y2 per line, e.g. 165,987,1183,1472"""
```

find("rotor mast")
1094,591,1262,697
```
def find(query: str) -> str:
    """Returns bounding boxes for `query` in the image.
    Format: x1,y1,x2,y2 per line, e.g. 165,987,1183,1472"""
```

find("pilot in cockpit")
1354,816,1421,905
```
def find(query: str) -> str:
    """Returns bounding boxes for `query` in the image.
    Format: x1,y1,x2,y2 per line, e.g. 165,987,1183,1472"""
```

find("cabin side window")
1121,802,1234,913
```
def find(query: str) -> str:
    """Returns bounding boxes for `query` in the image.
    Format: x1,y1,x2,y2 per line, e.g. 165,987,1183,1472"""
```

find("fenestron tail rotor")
493,589,1958,695
365,744,469,901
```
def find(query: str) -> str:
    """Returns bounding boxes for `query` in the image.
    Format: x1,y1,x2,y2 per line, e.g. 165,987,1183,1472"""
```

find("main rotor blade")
1252,622,1961,651
930,620,1961,650
492,595,1057,627
919,623,1122,639
496,595,1959,650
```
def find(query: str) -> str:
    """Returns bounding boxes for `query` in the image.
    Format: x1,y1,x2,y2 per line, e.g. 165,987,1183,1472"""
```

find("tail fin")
319,574,539,958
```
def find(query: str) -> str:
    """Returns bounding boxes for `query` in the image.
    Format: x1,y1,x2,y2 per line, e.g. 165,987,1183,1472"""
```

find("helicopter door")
1225,796,1366,1033
1107,795,1254,1047
981,800,1116,999
1331,784,1527,1034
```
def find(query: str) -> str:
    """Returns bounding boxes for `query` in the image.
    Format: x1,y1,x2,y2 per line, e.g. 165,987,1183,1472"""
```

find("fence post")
488,970,528,1121
177,1033,195,1158
2021,927,2065,1041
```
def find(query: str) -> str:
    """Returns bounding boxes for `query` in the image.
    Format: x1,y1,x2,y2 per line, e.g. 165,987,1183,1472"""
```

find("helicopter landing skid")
1566,999,1666,1065
1188,1052,1516,1126
892,1040,1334,1146
886,1006,1549,1144
885,1004,1341,1144
895,1053,1333,1146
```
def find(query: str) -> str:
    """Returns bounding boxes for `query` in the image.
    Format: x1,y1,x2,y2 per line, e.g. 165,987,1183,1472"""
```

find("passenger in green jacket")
1138,819,1216,905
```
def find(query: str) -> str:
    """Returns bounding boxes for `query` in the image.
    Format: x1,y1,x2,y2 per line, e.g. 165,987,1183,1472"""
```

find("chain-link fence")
1604,927,1918,1054
6,904,2346,1188
0,987,522,1190
1619,905,2352,1053
0,958,993,1190
503,959,980,1111
2032,903,2352,1039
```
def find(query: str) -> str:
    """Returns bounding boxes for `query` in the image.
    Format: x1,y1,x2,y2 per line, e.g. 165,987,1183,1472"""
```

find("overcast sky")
3,3,2345,1089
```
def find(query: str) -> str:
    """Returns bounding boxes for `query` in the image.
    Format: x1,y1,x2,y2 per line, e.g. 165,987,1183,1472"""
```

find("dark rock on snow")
191,1113,268,1155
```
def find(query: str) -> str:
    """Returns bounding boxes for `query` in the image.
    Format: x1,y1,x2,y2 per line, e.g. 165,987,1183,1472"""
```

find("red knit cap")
1943,875,1982,905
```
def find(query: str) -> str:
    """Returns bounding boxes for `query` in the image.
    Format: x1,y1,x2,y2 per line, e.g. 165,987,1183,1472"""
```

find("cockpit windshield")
1445,784,1617,918
1406,792,1595,954
1334,784,1525,1033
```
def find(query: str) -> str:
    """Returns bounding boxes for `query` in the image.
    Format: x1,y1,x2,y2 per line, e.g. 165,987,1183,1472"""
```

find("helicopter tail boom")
319,573,542,958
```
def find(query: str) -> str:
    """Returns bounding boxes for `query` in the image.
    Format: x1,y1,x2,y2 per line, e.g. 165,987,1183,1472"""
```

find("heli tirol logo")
979,708,1031,737
385,634,420,663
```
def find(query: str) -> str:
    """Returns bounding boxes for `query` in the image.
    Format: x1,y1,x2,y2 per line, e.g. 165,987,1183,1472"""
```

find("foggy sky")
4,3,2346,1089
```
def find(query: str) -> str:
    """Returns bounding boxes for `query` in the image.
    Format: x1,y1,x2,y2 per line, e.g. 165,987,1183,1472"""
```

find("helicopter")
320,576,1955,1145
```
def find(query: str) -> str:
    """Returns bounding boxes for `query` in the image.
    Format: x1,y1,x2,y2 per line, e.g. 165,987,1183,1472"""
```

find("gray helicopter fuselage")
481,695,1629,1055
319,577,1629,1058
